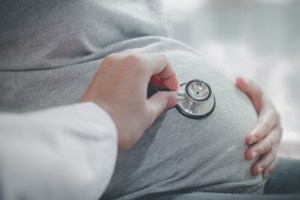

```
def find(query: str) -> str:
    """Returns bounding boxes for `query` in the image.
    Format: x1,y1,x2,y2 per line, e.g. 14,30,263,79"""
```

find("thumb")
236,77,262,113
146,91,177,124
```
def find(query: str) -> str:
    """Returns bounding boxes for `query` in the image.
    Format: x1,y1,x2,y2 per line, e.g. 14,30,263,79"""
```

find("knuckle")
103,53,118,64
158,53,168,62
262,153,274,167
123,54,146,75
255,146,263,156
258,141,270,155
256,122,270,138
101,54,120,69
263,122,271,132
124,54,143,66
265,140,272,152
156,53,170,68
259,160,266,169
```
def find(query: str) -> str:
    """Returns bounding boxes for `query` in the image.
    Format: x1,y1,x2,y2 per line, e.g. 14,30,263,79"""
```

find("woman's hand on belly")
236,77,283,177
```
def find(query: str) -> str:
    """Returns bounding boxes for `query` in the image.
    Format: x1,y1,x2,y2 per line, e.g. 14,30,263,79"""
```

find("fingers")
251,150,276,176
141,53,179,91
149,75,165,88
146,91,177,126
246,125,281,176
246,125,282,160
115,51,179,91
264,157,278,177
246,109,280,145
237,76,281,146
237,77,282,177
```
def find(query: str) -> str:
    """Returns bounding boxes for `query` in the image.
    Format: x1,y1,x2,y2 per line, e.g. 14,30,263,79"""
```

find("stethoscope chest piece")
176,79,215,119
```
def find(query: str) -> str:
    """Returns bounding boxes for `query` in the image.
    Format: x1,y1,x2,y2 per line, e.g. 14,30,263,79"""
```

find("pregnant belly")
102,38,266,200
0,35,266,199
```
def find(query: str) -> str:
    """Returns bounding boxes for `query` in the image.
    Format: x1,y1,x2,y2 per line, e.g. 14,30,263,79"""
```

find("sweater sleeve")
0,103,118,200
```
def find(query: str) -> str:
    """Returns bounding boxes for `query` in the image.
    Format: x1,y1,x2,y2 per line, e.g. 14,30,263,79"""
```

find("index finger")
142,53,179,91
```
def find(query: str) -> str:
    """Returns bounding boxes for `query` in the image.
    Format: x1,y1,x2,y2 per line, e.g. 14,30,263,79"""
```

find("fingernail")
258,165,263,174
250,136,257,145
252,151,257,160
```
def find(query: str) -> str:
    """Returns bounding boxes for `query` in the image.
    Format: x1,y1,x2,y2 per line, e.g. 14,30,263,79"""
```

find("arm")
0,49,179,200
0,103,117,200
237,77,282,176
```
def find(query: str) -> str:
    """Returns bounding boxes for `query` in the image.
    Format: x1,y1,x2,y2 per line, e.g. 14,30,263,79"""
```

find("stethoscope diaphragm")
147,79,215,119
176,79,215,119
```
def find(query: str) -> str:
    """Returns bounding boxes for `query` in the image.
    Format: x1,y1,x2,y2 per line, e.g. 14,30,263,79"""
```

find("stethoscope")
147,79,215,119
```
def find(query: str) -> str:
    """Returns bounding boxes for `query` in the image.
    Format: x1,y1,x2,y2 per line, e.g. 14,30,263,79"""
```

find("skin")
82,48,282,176
236,77,282,177
81,49,179,151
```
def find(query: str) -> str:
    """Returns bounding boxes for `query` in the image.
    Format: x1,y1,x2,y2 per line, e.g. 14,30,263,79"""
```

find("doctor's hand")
236,77,282,177
81,49,179,151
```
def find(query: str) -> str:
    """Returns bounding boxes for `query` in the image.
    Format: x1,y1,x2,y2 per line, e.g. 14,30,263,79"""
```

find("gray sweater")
0,0,168,112
0,1,265,199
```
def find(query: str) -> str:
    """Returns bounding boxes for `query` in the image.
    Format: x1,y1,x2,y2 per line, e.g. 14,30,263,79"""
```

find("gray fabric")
0,0,167,72
0,0,268,199
101,39,265,199
0,0,167,112
138,158,300,200
144,192,300,200
265,158,300,194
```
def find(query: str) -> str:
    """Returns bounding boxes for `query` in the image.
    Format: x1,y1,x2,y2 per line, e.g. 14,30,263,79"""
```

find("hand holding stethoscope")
148,79,215,119
81,49,179,151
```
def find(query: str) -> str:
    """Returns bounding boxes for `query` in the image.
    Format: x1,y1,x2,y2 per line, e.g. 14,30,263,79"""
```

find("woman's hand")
236,77,283,177
81,49,179,151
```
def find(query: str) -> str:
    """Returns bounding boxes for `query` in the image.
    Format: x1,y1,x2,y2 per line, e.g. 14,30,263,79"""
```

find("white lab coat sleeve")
0,103,118,200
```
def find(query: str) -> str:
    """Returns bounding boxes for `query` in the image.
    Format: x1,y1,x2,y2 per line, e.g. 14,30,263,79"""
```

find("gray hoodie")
0,1,265,199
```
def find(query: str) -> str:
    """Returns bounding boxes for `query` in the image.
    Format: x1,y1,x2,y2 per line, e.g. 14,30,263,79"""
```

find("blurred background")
163,0,300,159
